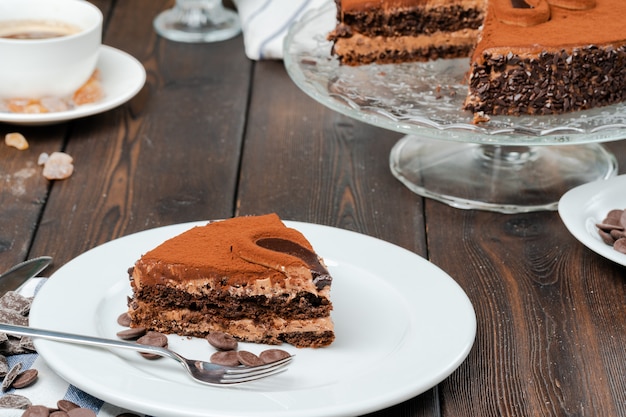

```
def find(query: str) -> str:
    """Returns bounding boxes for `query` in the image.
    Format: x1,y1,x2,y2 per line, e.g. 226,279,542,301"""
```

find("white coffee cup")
0,0,103,99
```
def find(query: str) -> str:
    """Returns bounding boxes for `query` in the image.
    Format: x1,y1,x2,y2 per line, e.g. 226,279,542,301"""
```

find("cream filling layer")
134,267,331,302
333,28,480,56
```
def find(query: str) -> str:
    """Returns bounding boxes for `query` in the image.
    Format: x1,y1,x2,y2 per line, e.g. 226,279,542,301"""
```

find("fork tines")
221,355,294,384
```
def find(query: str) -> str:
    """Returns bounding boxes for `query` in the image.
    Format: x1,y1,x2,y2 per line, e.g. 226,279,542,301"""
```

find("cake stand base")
390,135,618,213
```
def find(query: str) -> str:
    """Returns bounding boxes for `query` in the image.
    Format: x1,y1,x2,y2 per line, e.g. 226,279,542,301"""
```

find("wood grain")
2,1,626,416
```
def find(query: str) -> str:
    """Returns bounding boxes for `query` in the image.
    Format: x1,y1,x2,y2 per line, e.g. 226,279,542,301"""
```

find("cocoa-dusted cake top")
474,0,626,60
339,0,465,11
134,214,331,289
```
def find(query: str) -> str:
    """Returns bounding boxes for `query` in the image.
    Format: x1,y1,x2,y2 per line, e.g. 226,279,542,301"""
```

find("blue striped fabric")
233,0,327,60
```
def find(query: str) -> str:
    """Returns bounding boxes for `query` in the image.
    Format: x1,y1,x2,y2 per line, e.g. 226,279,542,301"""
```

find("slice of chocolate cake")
127,214,335,348
327,0,486,66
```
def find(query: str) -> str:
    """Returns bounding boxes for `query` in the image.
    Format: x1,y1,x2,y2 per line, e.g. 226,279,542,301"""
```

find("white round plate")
559,175,626,266
0,45,145,125
30,221,476,417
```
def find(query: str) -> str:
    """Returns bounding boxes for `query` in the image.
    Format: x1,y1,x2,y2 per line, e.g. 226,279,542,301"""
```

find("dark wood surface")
2,1,626,416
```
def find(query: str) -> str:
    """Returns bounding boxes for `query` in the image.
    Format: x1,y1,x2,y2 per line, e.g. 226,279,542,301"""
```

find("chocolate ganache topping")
496,0,596,27
256,237,332,290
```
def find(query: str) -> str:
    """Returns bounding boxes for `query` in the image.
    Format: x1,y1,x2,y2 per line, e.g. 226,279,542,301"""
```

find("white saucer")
558,175,626,266
0,45,146,126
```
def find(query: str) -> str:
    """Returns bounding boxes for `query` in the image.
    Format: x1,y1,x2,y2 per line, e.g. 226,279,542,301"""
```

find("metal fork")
0,323,293,386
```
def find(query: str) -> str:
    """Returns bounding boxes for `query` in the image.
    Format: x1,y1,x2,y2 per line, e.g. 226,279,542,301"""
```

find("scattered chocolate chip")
12,368,38,389
67,408,97,417
0,355,9,377
0,291,32,315
0,393,31,409
137,331,167,347
614,238,626,254
2,362,22,391
136,331,167,359
210,350,240,367
0,337,34,355
57,400,80,412
597,208,626,254
0,309,28,327
21,404,49,416
259,349,291,364
206,332,238,351
237,350,264,367
50,411,71,417
19,336,36,352
116,327,146,340
116,312,132,327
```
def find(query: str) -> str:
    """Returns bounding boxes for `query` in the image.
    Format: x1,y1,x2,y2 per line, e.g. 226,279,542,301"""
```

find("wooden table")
2,1,626,416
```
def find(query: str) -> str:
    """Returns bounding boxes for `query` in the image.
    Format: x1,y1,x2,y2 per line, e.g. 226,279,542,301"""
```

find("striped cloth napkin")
233,0,328,60
0,278,146,417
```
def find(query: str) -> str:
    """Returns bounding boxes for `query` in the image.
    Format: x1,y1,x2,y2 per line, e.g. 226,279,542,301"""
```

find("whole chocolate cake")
328,0,626,116
127,214,335,348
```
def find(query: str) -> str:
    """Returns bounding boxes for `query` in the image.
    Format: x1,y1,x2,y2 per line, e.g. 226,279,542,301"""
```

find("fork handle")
0,323,176,360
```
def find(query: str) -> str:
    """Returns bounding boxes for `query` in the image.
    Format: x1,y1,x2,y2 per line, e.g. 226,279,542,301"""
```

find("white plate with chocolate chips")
30,220,476,417
0,45,145,126
559,174,626,266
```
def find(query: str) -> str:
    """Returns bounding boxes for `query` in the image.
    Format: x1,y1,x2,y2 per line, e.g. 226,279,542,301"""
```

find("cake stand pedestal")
284,2,626,213
389,137,616,212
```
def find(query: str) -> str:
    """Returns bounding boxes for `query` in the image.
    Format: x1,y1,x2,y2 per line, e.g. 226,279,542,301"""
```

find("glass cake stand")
283,2,626,213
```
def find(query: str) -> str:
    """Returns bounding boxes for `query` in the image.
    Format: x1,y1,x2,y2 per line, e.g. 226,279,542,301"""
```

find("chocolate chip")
2,362,22,391
137,331,167,347
210,350,240,367
206,332,238,351
21,404,49,416
237,351,263,367
0,355,9,377
136,331,167,359
116,312,131,327
50,411,70,417
116,327,146,340
259,349,290,364
11,368,38,389
57,399,80,412
597,208,626,254
614,238,626,254
67,408,97,417
0,291,32,315
0,393,31,409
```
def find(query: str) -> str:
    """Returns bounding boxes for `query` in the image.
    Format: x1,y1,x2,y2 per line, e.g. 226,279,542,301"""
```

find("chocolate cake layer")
334,4,484,36
130,284,332,320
